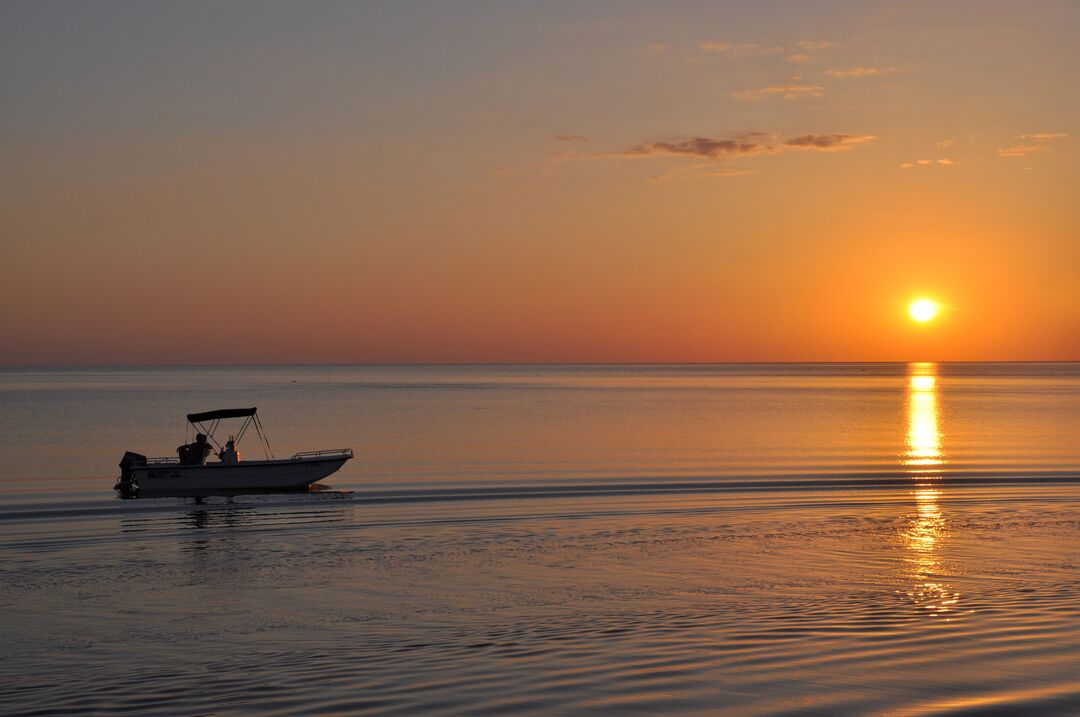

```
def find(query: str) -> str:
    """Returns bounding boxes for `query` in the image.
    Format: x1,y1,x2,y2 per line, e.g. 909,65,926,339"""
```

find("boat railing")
146,456,181,465
291,448,354,461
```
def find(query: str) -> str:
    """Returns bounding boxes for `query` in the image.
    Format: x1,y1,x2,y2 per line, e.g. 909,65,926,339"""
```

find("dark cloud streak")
618,135,772,159
607,132,875,159
783,134,876,150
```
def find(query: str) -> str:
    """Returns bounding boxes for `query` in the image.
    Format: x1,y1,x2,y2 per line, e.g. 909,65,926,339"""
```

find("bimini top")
187,408,257,423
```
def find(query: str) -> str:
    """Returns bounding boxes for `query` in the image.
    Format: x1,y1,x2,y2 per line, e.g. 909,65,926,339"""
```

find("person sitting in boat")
218,437,239,464
177,433,213,465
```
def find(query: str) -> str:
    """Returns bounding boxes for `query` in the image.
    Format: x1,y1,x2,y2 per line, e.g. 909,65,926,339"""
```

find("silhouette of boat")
115,408,352,497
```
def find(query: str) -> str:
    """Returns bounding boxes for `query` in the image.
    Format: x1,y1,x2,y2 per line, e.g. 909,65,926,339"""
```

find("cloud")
825,66,899,78
606,132,875,160
900,158,957,168
936,139,956,149
613,133,776,159
998,145,1042,157
552,134,590,143
794,40,834,51
641,43,668,56
998,132,1068,157
649,164,755,182
735,82,825,101
1018,132,1069,141
699,41,785,58
699,39,834,60
783,134,877,151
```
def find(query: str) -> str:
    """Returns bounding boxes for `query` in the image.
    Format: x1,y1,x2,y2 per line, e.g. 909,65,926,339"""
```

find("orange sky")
1,1,1077,363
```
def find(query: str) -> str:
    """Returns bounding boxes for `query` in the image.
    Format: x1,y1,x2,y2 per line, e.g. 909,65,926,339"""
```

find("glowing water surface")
1,363,1079,715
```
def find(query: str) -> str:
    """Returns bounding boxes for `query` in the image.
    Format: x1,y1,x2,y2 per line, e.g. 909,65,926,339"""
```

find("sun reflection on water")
908,488,943,560
899,363,961,618
905,366,942,469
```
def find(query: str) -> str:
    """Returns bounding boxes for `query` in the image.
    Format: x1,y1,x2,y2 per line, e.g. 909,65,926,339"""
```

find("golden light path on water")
902,363,960,618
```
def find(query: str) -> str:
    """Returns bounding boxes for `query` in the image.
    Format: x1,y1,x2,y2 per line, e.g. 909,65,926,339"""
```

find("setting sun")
909,299,940,323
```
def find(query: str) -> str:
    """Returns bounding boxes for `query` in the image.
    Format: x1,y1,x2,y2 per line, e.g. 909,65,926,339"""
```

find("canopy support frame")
187,408,274,460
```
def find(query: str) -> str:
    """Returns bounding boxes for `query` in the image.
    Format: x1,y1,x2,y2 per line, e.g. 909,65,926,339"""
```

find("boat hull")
127,456,350,494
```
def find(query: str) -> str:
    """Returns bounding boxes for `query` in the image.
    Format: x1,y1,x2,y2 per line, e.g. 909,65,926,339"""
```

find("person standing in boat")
177,433,213,465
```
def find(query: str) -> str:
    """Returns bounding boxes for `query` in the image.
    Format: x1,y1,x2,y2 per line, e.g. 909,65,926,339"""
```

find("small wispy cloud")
900,158,957,168
825,66,899,79
793,40,834,51
784,134,877,151
998,131,1069,157
612,133,776,159
1018,132,1069,141
936,139,956,149
735,80,825,101
552,134,590,143
699,39,835,61
605,132,875,161
649,164,755,183
998,145,1042,158
699,41,785,58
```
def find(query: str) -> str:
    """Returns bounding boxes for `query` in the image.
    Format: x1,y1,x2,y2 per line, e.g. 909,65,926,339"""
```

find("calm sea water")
2,363,1079,715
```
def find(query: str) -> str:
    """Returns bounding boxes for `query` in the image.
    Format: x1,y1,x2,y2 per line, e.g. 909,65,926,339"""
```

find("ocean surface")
1,363,1079,716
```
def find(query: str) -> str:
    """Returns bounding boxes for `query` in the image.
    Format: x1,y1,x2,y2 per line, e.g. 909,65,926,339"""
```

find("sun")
908,298,939,323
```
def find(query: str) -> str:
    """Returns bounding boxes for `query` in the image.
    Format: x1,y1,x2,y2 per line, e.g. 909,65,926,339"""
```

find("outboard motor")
115,451,146,497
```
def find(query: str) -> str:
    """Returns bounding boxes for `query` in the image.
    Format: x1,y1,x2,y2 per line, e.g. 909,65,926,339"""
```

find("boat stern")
115,451,147,496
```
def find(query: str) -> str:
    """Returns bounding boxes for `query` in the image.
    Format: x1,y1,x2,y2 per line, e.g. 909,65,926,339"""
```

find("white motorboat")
115,407,352,497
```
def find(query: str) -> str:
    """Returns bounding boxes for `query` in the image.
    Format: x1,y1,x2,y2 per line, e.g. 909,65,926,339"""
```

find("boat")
114,407,352,497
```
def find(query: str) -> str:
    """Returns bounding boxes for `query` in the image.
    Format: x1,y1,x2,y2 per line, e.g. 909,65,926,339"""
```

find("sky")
1,0,1077,364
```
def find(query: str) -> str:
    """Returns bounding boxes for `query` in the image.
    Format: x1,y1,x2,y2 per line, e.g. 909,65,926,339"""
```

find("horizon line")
2,359,1078,369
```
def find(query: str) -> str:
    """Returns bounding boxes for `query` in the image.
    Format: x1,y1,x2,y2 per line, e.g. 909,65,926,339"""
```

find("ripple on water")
2,488,1080,716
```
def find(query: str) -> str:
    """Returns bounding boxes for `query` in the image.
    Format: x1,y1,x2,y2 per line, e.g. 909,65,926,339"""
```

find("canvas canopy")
187,408,257,424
